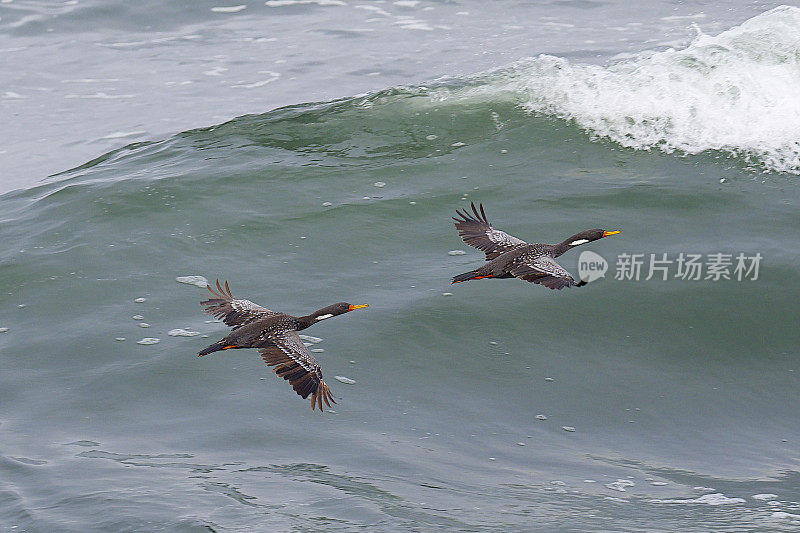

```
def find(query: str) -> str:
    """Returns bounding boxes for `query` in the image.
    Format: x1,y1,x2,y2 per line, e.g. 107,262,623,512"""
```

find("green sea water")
2,3,800,532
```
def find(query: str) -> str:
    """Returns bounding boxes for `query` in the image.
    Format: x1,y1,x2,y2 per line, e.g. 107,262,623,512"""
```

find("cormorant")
452,203,620,289
198,280,368,411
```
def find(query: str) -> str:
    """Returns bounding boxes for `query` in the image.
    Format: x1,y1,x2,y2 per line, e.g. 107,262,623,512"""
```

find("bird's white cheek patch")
569,239,589,246
315,314,334,320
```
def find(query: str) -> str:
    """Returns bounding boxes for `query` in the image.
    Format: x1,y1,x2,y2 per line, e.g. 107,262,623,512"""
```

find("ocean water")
2,1,800,531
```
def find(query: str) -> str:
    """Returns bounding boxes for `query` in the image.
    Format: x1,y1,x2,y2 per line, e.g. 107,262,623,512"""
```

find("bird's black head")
562,228,620,247
311,302,369,322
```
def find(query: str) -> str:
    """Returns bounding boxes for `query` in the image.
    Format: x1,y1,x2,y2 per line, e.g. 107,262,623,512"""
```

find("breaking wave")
491,5,800,174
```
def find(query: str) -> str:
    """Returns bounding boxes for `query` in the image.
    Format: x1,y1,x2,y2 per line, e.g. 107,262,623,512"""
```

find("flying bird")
197,279,368,411
451,202,620,289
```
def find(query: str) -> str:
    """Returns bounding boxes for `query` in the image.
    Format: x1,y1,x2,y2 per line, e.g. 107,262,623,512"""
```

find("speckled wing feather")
201,279,279,329
255,330,335,411
453,202,527,260
506,255,584,290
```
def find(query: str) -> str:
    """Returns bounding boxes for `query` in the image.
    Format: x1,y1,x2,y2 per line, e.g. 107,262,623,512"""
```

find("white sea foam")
752,493,778,501
298,334,323,343
355,5,391,17
393,18,433,31
100,131,146,140
176,275,209,288
771,512,800,521
266,0,345,6
64,92,137,99
463,6,800,174
233,71,280,89
137,338,160,345
203,66,228,77
334,375,356,384
650,493,745,505
606,479,635,492
211,5,247,13
168,328,200,337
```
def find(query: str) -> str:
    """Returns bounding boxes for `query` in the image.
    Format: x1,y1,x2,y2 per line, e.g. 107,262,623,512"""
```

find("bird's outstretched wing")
201,279,279,329
506,255,586,290
255,330,335,411
453,202,527,260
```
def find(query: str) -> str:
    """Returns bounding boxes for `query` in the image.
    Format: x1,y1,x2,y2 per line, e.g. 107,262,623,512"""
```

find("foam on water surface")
650,493,746,505
211,5,247,13
606,479,635,492
771,512,800,521
442,6,800,174
753,493,778,501
265,0,346,6
176,275,209,288
168,329,200,337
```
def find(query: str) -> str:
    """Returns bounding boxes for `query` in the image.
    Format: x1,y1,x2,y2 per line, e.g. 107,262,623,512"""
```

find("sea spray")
501,6,800,173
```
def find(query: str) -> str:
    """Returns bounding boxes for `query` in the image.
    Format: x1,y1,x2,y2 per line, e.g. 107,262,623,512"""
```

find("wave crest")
497,5,800,174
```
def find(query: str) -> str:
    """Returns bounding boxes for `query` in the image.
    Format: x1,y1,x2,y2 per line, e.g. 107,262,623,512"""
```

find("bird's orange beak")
348,304,369,311
602,230,621,238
